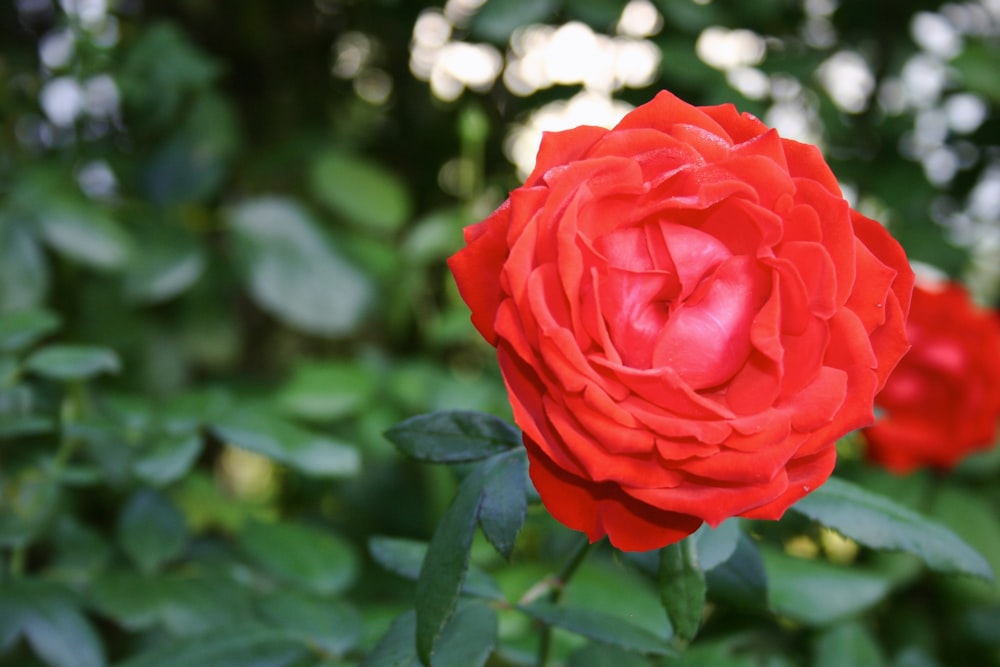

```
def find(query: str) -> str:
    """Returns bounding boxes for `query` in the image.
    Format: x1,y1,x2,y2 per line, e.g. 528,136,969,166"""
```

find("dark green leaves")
276,359,378,422
791,477,993,580
379,412,530,665
762,548,893,626
310,151,412,233
38,208,130,271
25,345,121,381
693,520,741,571
363,603,497,667
813,621,885,667
0,309,59,353
367,536,503,600
254,592,362,657
519,601,676,657
415,466,486,664
385,411,521,463
479,449,528,560
0,581,105,667
210,409,360,478
239,520,359,595
0,222,48,312
113,627,305,667
469,0,560,42
226,197,372,337
118,489,189,574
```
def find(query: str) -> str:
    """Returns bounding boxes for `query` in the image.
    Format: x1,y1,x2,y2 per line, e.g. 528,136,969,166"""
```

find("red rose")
863,281,1000,473
448,90,913,551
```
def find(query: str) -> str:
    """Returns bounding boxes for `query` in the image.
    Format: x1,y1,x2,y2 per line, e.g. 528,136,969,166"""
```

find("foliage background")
1,0,999,665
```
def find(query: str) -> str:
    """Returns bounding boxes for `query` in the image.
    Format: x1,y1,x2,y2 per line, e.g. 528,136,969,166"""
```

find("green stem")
52,381,87,471
536,535,598,667
8,546,26,578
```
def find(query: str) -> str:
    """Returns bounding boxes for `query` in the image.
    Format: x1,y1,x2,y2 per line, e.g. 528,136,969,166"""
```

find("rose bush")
863,281,1000,473
449,90,913,551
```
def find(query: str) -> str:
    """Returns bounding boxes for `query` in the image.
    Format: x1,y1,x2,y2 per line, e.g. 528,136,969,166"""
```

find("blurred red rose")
863,281,1000,473
448,90,913,551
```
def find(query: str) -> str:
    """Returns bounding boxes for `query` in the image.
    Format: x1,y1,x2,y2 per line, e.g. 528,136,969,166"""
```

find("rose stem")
536,534,598,667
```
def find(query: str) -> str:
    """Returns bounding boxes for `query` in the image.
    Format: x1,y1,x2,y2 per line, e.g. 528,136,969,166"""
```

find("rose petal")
526,439,702,551
782,138,842,196
526,125,609,187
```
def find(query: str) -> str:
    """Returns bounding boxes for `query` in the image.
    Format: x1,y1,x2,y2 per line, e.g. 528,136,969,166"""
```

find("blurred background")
1,1,999,666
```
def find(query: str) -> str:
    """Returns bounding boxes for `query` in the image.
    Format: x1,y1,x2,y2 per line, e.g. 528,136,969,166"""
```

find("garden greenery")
1,1,1000,667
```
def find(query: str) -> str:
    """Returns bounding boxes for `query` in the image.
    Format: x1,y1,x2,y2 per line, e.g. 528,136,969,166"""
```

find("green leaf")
703,532,767,610
39,208,130,270
762,547,893,626
478,450,527,560
0,309,59,352
362,610,421,667
0,467,62,548
569,643,654,667
415,466,486,665
276,360,378,422
952,41,1000,104
227,197,372,337
0,222,48,312
362,601,496,667
255,592,362,657
929,484,1000,596
117,22,220,127
123,228,206,304
118,489,189,574
140,94,238,204
310,151,412,233
240,520,359,595
659,537,706,643
400,210,464,265
518,601,676,656
210,409,360,477
563,557,673,641
693,520,741,571
661,636,785,667
469,0,560,42
790,477,993,580
24,345,121,381
367,536,504,600
0,580,105,667
385,411,520,463
813,621,885,667
113,626,305,667
156,572,255,636
132,432,204,486
89,572,163,631
428,600,497,667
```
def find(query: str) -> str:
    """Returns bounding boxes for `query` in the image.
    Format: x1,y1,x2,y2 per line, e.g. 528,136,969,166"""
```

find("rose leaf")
517,601,677,657
384,410,521,463
24,344,120,381
703,532,768,611
693,519,742,571
367,536,504,600
478,449,528,560
0,308,60,353
762,547,893,626
813,620,885,667
790,477,993,580
209,409,361,478
415,465,486,665
112,626,305,667
364,601,497,667
117,489,189,575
